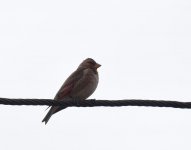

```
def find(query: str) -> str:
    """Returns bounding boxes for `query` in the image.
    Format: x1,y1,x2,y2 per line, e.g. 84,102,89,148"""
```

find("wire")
0,97,191,109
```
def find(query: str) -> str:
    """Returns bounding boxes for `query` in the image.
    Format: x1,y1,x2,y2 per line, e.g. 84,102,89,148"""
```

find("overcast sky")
0,0,191,150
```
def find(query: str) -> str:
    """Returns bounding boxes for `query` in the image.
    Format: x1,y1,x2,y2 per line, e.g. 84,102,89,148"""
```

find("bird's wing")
43,68,85,118
54,68,84,101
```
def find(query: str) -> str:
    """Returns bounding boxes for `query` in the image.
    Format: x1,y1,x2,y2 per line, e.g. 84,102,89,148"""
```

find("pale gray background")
0,0,191,150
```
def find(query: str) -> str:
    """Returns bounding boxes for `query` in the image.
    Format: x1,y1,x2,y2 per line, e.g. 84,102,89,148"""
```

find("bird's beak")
95,63,101,69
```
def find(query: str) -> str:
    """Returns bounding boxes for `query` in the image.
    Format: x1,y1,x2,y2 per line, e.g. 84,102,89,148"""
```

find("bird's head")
78,58,101,70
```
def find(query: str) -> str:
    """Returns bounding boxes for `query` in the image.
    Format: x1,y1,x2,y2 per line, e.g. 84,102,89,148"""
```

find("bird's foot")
73,98,80,106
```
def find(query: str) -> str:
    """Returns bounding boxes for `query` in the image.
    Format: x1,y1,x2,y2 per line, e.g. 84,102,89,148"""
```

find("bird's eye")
88,61,95,65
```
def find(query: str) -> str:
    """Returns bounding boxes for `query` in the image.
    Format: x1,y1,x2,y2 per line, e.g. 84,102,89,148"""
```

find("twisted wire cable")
0,97,191,109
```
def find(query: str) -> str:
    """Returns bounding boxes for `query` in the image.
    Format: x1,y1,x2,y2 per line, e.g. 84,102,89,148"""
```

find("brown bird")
42,58,101,124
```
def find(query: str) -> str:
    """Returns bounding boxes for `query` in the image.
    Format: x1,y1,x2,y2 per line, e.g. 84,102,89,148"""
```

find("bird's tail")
42,106,67,124
42,108,53,124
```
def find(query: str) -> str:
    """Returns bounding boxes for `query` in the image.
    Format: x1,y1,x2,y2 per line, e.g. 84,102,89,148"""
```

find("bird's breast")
71,68,99,100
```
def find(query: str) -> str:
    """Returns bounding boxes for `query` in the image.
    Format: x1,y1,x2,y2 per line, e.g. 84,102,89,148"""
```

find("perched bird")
42,58,101,124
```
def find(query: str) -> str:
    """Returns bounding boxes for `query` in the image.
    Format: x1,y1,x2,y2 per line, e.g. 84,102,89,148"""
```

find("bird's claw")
73,98,80,106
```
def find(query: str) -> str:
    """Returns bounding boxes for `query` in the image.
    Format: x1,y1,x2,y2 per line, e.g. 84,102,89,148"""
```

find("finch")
42,58,101,124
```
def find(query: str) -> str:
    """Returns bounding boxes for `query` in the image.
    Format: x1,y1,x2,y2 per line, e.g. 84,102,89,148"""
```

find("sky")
0,0,191,150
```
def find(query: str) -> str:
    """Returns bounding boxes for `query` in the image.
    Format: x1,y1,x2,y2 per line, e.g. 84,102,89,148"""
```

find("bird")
42,58,101,124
